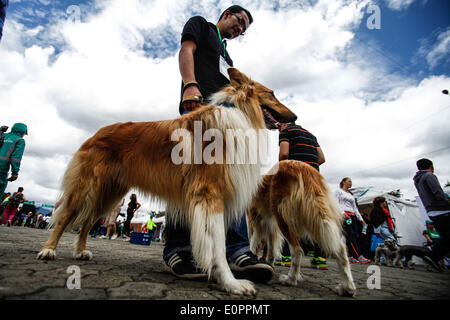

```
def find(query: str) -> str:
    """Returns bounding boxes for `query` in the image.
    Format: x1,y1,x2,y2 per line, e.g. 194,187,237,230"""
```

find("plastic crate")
130,232,151,246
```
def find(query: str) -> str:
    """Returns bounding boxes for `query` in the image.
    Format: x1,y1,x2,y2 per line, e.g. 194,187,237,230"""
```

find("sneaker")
423,256,443,272
348,257,360,264
110,235,117,240
274,257,283,266
310,257,328,268
311,257,328,270
99,235,107,239
165,252,208,279
358,256,371,264
229,251,274,283
281,255,291,267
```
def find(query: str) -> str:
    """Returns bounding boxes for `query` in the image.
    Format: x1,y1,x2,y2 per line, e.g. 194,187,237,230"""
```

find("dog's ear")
228,68,250,87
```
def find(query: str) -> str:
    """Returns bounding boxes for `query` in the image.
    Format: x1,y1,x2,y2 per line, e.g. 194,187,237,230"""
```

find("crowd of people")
0,190,161,245
1,187,50,229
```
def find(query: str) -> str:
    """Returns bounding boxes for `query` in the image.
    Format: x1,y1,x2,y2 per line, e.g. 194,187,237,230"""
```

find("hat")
425,220,433,225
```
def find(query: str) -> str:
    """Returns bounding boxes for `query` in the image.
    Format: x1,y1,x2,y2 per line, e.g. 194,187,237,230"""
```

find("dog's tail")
309,183,345,258
278,161,344,257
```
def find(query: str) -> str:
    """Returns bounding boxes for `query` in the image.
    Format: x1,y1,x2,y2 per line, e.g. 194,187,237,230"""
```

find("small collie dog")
248,160,356,296
37,68,296,296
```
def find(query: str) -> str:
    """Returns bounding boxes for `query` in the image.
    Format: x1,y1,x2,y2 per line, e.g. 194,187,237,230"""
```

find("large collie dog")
248,160,356,296
37,68,296,295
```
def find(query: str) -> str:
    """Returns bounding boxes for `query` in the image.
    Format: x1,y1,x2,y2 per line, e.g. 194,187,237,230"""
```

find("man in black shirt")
164,5,274,283
279,122,325,170
278,121,328,269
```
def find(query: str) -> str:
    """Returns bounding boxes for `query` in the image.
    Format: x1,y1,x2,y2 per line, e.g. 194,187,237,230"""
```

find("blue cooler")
130,232,151,246
370,235,384,251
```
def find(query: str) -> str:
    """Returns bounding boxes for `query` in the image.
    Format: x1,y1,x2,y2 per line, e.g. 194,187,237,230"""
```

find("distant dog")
393,245,434,270
247,160,356,297
375,239,398,267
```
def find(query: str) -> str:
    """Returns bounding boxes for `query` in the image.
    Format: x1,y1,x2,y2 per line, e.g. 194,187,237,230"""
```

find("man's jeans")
163,214,250,262
430,212,450,261
163,105,251,262
374,222,396,242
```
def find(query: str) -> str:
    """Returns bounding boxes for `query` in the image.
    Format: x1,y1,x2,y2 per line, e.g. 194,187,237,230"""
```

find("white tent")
130,209,150,225
351,187,428,265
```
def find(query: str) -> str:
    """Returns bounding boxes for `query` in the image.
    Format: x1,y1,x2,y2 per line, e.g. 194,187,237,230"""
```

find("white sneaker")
99,235,107,239
110,235,117,240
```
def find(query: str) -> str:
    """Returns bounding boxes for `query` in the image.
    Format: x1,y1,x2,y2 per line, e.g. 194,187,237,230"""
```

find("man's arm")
425,174,450,202
10,138,25,176
179,40,202,111
317,146,325,165
279,141,289,161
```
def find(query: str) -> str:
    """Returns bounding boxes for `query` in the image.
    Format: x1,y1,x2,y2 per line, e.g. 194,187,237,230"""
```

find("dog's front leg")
190,205,255,296
393,253,403,268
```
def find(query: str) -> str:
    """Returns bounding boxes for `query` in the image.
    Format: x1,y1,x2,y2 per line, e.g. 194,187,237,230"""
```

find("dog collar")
220,102,235,109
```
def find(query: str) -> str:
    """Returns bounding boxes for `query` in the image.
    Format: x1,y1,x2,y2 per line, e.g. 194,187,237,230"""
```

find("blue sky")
7,0,449,77
1,0,449,206
356,0,449,79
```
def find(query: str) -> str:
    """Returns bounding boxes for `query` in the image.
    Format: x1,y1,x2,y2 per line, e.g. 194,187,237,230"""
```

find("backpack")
8,192,23,208
0,126,8,149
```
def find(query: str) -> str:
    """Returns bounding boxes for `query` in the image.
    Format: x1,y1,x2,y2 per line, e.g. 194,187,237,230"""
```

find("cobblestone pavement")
1,226,449,301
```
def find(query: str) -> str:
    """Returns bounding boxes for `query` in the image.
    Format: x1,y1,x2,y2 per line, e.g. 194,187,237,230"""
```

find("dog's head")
384,239,397,251
211,68,297,129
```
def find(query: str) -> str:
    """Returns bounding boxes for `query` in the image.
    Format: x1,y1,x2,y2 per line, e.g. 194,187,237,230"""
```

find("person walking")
1,187,26,226
413,158,450,271
334,178,371,264
146,217,157,242
124,194,141,238
278,121,328,270
0,123,28,196
164,5,274,283
100,198,124,240
370,196,396,241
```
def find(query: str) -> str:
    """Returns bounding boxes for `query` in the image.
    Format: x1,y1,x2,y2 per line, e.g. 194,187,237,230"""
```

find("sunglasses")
231,13,247,34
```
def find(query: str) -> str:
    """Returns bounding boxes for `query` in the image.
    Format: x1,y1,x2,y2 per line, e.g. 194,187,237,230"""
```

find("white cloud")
383,0,415,11
423,28,450,70
1,0,449,211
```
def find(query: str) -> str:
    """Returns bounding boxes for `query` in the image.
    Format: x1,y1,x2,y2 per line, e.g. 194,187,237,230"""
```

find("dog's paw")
222,279,256,296
279,273,302,286
73,250,93,261
335,283,356,297
37,249,56,260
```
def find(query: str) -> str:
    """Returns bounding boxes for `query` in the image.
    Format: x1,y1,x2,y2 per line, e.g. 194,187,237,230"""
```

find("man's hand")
7,174,18,182
182,85,203,112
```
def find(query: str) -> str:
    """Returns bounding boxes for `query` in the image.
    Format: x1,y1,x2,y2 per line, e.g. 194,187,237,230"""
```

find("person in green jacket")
0,123,27,196
147,217,157,241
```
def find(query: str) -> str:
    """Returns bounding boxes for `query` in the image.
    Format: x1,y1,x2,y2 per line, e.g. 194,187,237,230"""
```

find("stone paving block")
1,226,449,300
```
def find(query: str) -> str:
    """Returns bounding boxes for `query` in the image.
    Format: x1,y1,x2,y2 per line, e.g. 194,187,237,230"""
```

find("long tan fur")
37,68,297,296
248,160,356,296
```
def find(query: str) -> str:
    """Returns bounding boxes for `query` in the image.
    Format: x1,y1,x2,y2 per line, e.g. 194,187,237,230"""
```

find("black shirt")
279,124,321,171
179,16,234,114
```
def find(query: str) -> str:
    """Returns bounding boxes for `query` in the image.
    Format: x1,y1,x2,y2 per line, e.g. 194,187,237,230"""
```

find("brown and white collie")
36,68,296,296
247,160,356,296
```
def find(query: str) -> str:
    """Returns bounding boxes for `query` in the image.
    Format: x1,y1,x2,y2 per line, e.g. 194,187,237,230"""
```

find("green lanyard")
216,26,227,59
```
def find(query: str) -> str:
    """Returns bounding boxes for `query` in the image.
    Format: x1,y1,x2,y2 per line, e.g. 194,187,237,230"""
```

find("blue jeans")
163,212,250,262
374,222,396,241
163,105,250,262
